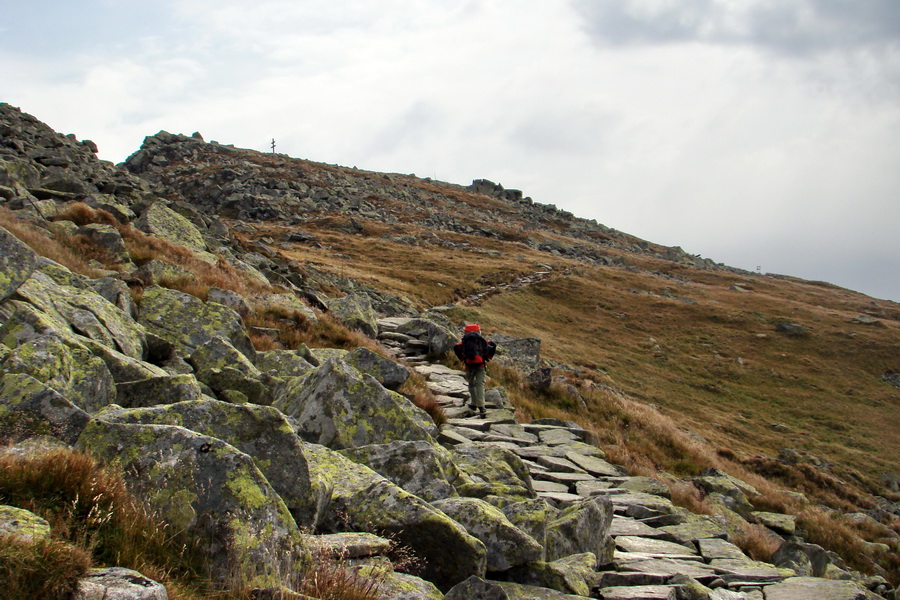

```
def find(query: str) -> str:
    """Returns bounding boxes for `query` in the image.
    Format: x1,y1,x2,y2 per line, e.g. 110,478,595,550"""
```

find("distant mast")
271,138,276,153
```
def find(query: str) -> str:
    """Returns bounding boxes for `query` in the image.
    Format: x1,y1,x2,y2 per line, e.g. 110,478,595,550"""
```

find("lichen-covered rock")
134,259,194,285
344,346,409,390
305,532,392,559
431,496,543,572
80,337,169,383
87,277,138,319
0,225,38,303
357,565,444,600
76,420,308,588
135,201,207,252
771,541,831,577
98,399,319,529
751,510,796,535
504,553,598,597
499,498,555,555
340,440,462,502
190,337,270,404
0,505,51,543
451,443,536,498
73,567,169,600
208,287,251,317
396,317,457,359
0,372,91,444
303,441,487,591
138,285,254,359
0,333,116,413
326,293,378,337
76,223,129,262
273,359,435,449
114,374,204,408
14,271,146,359
445,576,592,599
255,349,315,379
545,495,614,566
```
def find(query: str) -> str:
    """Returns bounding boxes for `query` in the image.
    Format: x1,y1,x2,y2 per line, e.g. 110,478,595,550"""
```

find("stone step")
595,585,678,600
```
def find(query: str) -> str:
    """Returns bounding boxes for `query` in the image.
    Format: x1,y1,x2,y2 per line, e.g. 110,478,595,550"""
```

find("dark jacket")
454,332,496,368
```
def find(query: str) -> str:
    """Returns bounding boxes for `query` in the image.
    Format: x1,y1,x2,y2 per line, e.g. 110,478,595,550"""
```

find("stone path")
411,361,801,599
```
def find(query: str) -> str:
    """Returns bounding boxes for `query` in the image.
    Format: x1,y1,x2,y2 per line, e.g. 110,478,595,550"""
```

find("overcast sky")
3,0,899,301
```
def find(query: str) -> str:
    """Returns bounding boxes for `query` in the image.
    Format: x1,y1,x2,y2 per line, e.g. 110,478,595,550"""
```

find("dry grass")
0,448,209,599
0,534,92,600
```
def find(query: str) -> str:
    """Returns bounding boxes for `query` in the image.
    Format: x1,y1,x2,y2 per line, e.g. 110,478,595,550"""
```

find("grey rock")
545,495,614,565
73,567,168,600
0,372,91,444
0,225,38,302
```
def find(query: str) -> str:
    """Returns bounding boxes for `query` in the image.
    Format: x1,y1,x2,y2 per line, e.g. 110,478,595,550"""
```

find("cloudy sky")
3,1,899,301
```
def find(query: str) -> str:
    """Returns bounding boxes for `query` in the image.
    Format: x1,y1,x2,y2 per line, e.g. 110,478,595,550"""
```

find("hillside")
1,102,898,599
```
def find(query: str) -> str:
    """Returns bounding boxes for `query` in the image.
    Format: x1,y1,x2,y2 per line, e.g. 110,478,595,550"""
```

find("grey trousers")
466,366,486,409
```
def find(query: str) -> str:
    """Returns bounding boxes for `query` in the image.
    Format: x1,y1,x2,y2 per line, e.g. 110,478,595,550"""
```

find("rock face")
135,201,207,252
76,420,309,588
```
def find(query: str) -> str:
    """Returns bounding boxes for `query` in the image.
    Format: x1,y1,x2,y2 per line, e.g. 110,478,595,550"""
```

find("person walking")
453,323,496,418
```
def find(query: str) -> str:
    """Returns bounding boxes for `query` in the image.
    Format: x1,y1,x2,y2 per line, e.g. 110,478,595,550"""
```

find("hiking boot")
477,408,487,419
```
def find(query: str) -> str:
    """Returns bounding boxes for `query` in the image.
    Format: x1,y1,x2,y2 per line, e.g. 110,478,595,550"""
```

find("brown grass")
0,448,209,598
0,534,92,600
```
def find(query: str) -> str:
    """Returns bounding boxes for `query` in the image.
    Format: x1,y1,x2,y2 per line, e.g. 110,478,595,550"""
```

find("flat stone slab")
609,517,671,539
576,480,618,496
490,424,540,443
595,572,672,588
537,455,588,474
428,379,468,397
609,492,677,519
596,585,677,600
533,480,570,494
532,471,598,486
763,577,876,600
482,434,538,446
659,517,727,543
614,550,704,564
615,556,719,581
697,538,748,561
615,536,699,557
510,445,559,459
538,428,582,445
436,428,474,446
537,491,585,504
447,419,492,432
565,452,622,477
710,559,793,583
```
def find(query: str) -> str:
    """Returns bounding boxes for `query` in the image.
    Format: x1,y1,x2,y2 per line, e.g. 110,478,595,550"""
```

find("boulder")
273,359,434,450
356,566,444,600
340,440,462,502
771,541,831,577
98,399,319,529
0,333,116,413
138,285,254,359
133,259,194,285
396,317,457,359
73,567,168,600
545,495,614,566
75,223,129,262
0,225,38,303
87,277,138,319
76,420,308,588
303,441,487,591
490,335,542,370
135,202,207,252
326,292,378,337
431,496,543,571
0,504,51,543
0,372,91,444
451,443,536,499
445,576,592,599
114,374,204,408
190,337,270,404
499,498,555,553
255,349,315,379
14,270,146,359
504,553,598,597
344,346,409,389
751,510,796,535
208,287,251,317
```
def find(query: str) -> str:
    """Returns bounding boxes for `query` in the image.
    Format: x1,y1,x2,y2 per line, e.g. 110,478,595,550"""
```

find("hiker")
453,323,496,418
